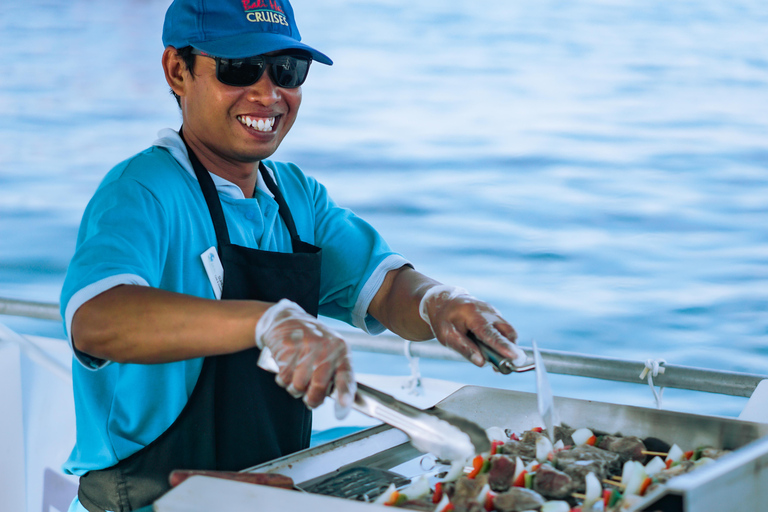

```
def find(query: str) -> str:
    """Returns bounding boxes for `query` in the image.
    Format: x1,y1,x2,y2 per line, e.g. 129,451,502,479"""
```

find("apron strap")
258,162,302,247
179,128,231,247
179,128,304,251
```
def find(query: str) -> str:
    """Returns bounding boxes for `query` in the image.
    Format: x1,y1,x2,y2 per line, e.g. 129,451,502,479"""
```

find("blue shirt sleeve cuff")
64,274,150,370
352,255,412,335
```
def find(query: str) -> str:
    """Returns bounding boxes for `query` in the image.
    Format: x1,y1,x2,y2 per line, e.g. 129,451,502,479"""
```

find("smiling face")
163,46,302,187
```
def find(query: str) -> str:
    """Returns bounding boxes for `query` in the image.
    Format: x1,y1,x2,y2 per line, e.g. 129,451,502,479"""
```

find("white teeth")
238,116,275,132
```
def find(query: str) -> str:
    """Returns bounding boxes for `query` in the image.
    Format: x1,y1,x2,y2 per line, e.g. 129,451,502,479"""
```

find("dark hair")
171,46,197,108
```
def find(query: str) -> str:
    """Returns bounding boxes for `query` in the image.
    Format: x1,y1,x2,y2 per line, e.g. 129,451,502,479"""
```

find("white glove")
255,299,356,419
418,285,527,367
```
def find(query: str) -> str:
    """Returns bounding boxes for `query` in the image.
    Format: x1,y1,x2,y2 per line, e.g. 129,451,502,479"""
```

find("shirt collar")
152,128,275,200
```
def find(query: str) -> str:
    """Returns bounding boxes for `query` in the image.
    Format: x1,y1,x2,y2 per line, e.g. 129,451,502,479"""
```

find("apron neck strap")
179,127,303,248
258,162,300,241
180,127,231,246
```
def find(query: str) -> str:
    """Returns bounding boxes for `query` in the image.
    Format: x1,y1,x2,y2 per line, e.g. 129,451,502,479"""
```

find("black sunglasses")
191,49,312,88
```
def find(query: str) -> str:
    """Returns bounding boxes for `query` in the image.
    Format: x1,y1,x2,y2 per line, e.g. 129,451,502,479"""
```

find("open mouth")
237,115,276,132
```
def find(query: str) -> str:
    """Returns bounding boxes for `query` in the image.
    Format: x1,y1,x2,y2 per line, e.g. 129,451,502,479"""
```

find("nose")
245,71,280,105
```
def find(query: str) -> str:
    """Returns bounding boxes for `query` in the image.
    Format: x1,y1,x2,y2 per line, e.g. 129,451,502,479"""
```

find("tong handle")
467,332,535,374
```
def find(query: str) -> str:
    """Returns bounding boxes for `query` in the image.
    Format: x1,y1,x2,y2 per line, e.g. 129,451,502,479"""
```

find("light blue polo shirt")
60,128,409,477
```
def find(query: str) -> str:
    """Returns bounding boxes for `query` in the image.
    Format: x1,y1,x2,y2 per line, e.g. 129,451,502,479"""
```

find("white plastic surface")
739,379,768,423
154,476,388,512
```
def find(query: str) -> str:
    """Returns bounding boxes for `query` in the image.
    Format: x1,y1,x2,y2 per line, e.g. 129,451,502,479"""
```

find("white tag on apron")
200,246,224,300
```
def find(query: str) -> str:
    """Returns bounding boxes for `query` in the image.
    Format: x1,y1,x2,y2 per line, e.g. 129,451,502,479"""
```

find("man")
61,1,527,510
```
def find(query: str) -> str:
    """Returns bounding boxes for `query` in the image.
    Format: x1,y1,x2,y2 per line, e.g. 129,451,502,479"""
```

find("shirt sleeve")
60,177,169,368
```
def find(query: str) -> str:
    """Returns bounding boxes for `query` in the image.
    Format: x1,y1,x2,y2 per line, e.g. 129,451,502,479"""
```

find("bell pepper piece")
608,488,622,507
384,490,400,506
602,489,612,508
490,440,504,455
513,469,527,487
432,482,444,504
524,472,534,489
639,477,653,496
586,435,597,446
468,455,485,479
484,492,494,511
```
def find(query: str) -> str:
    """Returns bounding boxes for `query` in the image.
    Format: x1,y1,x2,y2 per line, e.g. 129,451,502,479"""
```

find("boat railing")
1,296,766,399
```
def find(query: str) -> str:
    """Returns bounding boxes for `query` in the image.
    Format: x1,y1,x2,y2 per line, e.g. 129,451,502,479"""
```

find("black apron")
77,130,322,511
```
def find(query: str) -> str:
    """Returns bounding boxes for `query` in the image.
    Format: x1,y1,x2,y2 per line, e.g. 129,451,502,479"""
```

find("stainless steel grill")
250,385,768,512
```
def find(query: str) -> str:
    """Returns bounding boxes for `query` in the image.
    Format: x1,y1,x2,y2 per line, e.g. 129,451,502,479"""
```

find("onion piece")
694,457,715,468
536,435,554,462
433,493,451,512
667,444,684,463
624,461,647,495
475,483,491,503
440,459,467,483
401,475,430,499
372,483,396,505
645,456,666,477
572,427,594,446
584,471,602,504
511,456,526,483
541,500,571,512
621,459,635,486
485,426,507,443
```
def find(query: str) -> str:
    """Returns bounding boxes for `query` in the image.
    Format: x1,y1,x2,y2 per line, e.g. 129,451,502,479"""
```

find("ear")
162,46,188,99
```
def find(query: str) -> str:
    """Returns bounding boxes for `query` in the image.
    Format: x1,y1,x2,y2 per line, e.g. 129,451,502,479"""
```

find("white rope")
639,358,666,409
402,340,424,396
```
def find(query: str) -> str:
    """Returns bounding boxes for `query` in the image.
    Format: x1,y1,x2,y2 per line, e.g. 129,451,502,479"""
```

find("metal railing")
1,297,766,398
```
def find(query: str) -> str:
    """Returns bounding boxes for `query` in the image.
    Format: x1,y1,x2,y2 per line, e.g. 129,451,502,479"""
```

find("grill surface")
250,385,768,512
299,466,411,501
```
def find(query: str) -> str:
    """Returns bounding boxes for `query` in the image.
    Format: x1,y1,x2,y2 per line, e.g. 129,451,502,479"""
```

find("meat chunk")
492,487,546,512
555,444,623,491
498,439,536,461
400,498,439,511
450,475,486,509
532,463,573,499
487,455,517,492
520,430,540,444
553,424,575,446
597,435,646,463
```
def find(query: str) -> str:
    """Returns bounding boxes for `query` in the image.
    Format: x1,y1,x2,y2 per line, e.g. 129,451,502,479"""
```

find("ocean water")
1,0,767,417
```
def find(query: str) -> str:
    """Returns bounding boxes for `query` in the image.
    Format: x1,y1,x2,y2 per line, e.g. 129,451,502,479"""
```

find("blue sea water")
1,0,767,417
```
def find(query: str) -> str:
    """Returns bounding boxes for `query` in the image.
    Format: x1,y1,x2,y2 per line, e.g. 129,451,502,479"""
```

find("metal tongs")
468,332,535,374
257,348,490,461
470,334,557,442
533,340,558,443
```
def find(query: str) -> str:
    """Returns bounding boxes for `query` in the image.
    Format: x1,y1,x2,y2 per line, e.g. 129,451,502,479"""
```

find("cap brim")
190,33,332,65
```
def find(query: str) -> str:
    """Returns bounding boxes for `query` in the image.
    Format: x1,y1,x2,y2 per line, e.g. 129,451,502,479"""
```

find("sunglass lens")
217,58,265,87
269,56,311,88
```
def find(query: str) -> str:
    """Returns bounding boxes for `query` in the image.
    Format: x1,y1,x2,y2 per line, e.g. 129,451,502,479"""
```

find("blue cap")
162,0,332,65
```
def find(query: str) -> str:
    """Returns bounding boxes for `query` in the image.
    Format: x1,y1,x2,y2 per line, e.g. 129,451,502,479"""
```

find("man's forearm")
368,266,440,341
71,285,269,364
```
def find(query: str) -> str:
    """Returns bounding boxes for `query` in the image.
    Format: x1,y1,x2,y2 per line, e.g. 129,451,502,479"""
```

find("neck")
182,131,259,198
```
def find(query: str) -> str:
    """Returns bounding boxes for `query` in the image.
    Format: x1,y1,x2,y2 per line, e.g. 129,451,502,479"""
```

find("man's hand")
418,285,526,368
255,299,356,419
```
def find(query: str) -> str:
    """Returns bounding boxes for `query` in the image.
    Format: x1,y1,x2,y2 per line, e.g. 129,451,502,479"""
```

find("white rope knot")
640,358,666,409
402,340,424,396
